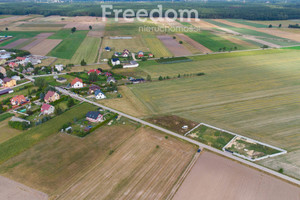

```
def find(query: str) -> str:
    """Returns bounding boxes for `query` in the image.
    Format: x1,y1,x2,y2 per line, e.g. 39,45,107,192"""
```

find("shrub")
9,121,30,130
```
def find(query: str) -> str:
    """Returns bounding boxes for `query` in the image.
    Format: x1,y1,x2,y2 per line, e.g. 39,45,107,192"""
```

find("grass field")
226,19,269,28
142,34,172,57
0,31,43,47
0,118,22,144
0,113,14,122
129,49,300,179
48,29,88,59
0,103,96,164
70,36,101,64
184,31,250,52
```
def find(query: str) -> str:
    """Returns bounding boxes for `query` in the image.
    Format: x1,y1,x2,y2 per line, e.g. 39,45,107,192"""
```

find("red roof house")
10,95,27,106
16,57,26,61
71,77,83,88
87,69,101,75
41,103,55,115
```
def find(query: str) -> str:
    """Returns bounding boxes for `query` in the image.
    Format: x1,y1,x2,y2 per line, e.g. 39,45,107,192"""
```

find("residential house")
0,66,6,76
148,53,154,58
104,46,111,51
89,84,101,94
9,62,18,68
107,76,116,84
41,103,55,115
113,52,119,57
87,69,101,75
55,64,64,72
137,51,144,58
111,58,120,66
44,91,60,103
11,75,21,81
123,61,139,68
71,77,83,88
10,95,27,106
130,78,145,84
104,72,112,77
86,111,103,123
3,77,16,88
25,57,41,65
95,89,106,99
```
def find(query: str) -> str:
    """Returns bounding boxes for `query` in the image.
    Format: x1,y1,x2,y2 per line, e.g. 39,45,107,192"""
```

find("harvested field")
34,32,54,38
173,151,300,200
64,22,105,31
147,115,198,135
157,35,191,56
87,30,104,37
176,33,212,53
220,35,259,48
2,38,28,49
189,19,219,29
57,127,196,200
0,176,48,200
20,38,43,51
28,39,62,56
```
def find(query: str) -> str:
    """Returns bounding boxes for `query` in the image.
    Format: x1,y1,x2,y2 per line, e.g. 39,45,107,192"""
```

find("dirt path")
0,176,48,200
176,33,212,53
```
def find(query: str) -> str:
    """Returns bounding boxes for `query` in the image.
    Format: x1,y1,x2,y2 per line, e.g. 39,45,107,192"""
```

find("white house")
71,77,83,88
111,58,120,66
55,64,64,72
95,90,106,99
41,103,55,115
123,61,139,68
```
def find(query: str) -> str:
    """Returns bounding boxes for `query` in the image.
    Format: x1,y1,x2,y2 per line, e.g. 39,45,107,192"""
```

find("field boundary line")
184,123,202,136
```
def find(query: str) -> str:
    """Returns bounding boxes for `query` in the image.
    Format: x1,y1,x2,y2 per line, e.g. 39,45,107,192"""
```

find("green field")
0,31,44,47
226,19,268,28
142,34,172,57
0,103,96,164
0,113,14,122
188,125,234,150
70,36,101,64
48,29,88,59
129,49,300,178
184,31,249,52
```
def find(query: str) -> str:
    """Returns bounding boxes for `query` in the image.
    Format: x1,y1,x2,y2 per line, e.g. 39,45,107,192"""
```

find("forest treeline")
1,2,300,20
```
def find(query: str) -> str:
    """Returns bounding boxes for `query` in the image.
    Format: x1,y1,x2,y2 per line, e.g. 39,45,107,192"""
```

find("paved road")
56,87,300,186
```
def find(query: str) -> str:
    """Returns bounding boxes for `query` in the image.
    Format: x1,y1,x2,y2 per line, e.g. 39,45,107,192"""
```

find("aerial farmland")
0,2,300,199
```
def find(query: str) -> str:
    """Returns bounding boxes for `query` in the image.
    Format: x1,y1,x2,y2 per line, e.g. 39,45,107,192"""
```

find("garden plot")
157,35,192,56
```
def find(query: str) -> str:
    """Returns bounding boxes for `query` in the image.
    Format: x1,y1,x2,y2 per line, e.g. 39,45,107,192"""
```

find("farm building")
3,77,16,88
41,103,55,115
0,88,13,96
95,89,106,99
44,91,60,103
71,77,83,88
130,78,145,84
123,61,139,68
86,111,103,123
111,58,120,66
10,95,27,106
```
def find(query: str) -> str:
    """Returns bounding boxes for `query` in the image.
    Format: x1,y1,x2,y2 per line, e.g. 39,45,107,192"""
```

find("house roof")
104,72,112,77
112,58,119,62
105,46,111,50
86,111,101,120
95,89,105,96
89,84,101,90
107,76,116,82
88,69,101,75
41,103,52,112
3,77,12,83
44,91,56,100
11,95,26,103
16,57,26,61
71,77,83,86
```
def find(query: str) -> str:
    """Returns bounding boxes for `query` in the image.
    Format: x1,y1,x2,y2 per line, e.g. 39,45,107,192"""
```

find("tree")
278,168,284,173
173,36,176,39
158,76,163,81
81,59,87,66
55,106,63,115
39,92,45,101
88,72,98,82
146,75,152,82
262,45,269,49
5,27,8,31
0,72,4,79
179,41,183,44
279,24,282,28
35,77,47,89
178,74,181,78
67,98,75,108
71,27,76,33
269,24,272,28
89,25,92,30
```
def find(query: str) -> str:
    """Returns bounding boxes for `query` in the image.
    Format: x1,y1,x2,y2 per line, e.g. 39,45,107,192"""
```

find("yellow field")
143,35,173,57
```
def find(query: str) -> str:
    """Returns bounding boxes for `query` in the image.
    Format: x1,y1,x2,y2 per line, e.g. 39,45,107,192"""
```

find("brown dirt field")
20,38,42,51
2,38,28,49
100,86,151,118
29,39,62,56
57,127,196,200
216,19,300,42
87,30,104,37
173,151,300,200
0,125,137,196
176,33,212,53
218,34,259,48
0,176,48,200
147,115,198,135
190,19,219,29
157,35,192,56
34,32,54,38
